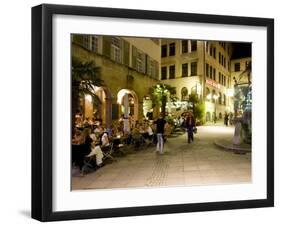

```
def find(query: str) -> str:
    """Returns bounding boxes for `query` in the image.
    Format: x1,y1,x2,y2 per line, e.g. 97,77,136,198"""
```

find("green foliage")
72,56,104,99
188,92,205,125
71,57,104,129
194,102,206,125
188,92,199,104
165,115,174,125
150,83,177,114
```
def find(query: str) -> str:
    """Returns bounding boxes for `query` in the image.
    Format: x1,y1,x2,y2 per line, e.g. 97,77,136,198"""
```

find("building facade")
231,57,252,85
72,34,161,127
161,39,235,122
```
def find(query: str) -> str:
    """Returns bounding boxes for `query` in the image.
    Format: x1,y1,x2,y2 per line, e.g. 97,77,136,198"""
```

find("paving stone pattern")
72,125,251,190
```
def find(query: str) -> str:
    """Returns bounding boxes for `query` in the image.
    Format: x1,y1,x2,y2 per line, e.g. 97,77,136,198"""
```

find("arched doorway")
143,95,153,120
83,86,112,127
117,89,139,121
181,87,188,101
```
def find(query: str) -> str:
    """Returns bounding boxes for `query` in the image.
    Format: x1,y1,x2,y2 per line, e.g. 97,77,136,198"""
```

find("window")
91,36,98,52
169,43,175,56
234,63,240,72
136,51,145,73
148,60,159,80
219,92,222,104
213,48,216,59
191,40,197,51
223,94,226,105
210,65,213,78
210,47,213,56
219,52,221,64
111,37,122,63
182,63,188,77
206,63,209,77
169,65,175,79
182,40,188,53
224,58,226,67
245,61,249,69
83,35,91,49
191,62,197,76
161,45,167,57
219,72,221,83
161,67,167,80
213,68,216,81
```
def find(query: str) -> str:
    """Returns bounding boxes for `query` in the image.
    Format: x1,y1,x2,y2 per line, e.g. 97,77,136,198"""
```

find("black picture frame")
32,4,274,222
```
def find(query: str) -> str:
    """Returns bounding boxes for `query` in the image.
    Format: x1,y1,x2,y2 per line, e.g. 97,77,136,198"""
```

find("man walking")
154,113,166,154
185,112,195,143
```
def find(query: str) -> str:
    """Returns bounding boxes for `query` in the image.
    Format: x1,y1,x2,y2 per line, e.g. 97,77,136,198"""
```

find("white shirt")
101,133,110,147
147,126,153,136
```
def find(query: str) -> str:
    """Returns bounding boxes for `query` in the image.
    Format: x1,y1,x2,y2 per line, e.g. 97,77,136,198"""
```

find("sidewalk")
72,125,251,190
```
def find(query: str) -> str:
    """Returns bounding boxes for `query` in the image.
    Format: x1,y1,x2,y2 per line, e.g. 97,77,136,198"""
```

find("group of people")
72,111,197,176
153,111,196,154
224,112,234,126
72,125,111,176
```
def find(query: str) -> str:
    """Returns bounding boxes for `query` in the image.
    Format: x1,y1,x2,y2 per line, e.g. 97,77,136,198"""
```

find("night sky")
231,42,252,59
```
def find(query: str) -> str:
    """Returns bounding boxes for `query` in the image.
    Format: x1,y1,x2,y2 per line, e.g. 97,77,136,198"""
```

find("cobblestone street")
72,124,251,190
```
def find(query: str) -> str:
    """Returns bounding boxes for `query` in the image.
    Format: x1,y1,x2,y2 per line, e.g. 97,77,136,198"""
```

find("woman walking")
184,112,195,143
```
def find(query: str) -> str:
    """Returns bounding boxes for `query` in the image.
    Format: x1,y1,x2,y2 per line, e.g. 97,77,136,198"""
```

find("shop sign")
206,79,220,89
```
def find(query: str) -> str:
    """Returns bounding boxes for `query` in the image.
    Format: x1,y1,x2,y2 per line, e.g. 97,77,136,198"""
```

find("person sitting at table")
111,126,125,153
141,122,150,140
100,131,110,153
72,128,93,176
89,131,97,143
147,122,154,141
106,125,115,137
83,117,90,127
86,140,104,167
132,124,142,148
94,124,103,134
75,112,83,129
72,128,83,145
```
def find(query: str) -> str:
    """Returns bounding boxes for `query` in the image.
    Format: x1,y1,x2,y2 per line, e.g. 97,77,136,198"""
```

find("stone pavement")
72,125,251,190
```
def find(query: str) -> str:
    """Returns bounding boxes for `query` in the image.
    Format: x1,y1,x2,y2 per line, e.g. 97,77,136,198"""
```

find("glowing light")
196,83,202,95
227,88,234,97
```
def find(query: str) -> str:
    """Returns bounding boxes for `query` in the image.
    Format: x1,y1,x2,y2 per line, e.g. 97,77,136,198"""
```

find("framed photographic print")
32,4,274,222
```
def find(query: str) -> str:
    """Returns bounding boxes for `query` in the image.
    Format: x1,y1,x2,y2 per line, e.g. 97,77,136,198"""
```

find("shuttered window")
161,67,167,80
191,40,197,51
111,37,122,63
169,65,175,79
91,36,98,52
102,36,112,58
182,63,188,77
123,40,130,66
132,46,146,73
191,62,197,76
